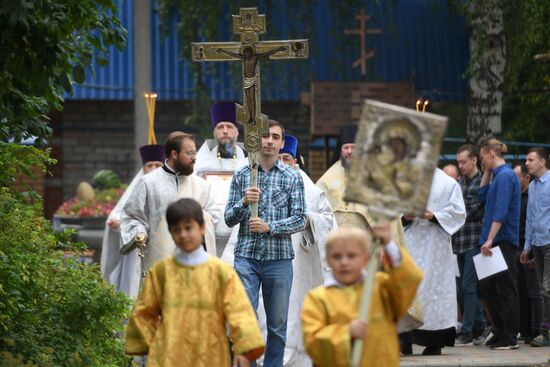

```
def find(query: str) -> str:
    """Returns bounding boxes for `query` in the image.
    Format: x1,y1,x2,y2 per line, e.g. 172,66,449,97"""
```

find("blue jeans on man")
235,256,293,367
458,247,487,338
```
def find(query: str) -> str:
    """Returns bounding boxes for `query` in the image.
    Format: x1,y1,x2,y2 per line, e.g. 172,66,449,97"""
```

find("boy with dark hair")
126,198,265,367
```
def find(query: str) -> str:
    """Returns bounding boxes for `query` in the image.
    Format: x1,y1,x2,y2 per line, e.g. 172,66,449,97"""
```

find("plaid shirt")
452,172,484,254
224,159,306,260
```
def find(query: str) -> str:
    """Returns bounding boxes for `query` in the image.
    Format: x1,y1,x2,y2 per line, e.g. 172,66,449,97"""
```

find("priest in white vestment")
221,135,335,367
100,144,164,298
194,102,248,256
120,132,218,293
399,167,466,355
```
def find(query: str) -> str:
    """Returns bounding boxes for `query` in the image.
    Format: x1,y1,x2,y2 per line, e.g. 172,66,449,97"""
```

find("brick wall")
309,149,329,182
58,101,136,202
311,81,414,136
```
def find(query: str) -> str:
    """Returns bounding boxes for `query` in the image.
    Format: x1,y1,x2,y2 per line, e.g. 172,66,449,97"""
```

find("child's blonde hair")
325,226,372,254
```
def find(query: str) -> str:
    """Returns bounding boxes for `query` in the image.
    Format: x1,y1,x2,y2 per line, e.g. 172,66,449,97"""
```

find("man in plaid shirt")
452,144,487,346
225,120,306,367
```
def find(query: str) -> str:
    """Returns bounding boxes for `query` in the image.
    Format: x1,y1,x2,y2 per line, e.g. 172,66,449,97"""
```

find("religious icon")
363,119,421,200
345,99,447,218
217,45,286,125
345,100,447,367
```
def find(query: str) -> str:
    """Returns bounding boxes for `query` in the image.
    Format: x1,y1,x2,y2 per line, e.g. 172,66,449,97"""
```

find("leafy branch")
0,0,127,142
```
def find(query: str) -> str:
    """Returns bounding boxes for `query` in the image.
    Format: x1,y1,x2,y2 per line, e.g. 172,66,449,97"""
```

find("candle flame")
422,99,430,112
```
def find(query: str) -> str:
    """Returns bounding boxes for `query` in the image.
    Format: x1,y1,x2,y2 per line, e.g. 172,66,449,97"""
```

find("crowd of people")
100,101,550,366
442,142,550,351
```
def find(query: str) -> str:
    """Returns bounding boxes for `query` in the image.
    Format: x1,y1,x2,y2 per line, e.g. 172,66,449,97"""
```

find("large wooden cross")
192,7,308,217
344,8,382,77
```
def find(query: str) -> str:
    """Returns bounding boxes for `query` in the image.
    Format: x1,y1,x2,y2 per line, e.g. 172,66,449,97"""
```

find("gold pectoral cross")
192,7,308,217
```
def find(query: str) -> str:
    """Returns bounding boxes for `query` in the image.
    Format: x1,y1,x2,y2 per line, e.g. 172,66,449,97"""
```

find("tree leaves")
0,0,128,143
0,145,132,366
72,65,86,84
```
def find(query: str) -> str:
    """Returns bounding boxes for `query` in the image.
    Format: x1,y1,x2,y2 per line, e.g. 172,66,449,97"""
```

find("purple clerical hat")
210,102,237,128
139,144,165,165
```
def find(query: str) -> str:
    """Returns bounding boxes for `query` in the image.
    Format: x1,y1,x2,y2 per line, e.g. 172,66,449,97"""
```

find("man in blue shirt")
225,120,306,367
477,138,521,350
520,147,550,347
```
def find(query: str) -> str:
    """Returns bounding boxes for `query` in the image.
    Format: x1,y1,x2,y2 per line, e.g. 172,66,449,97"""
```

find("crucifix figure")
344,8,382,77
192,7,308,217
217,45,286,125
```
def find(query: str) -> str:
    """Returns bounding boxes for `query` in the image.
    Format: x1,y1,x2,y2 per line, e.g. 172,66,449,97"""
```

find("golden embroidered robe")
301,248,422,367
125,255,265,366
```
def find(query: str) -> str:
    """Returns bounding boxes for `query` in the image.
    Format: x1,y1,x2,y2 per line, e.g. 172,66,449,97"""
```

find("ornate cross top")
344,8,382,77
192,7,308,217
232,7,266,43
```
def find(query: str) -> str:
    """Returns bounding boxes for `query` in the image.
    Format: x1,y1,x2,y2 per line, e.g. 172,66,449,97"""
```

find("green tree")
464,0,506,144
455,0,550,144
0,0,127,142
500,0,550,144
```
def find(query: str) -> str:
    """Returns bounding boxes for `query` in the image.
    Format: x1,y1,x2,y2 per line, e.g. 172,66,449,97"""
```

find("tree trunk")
466,0,506,144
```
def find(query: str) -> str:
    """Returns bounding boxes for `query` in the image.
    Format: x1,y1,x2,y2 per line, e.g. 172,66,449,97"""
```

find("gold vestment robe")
125,255,264,367
316,160,372,228
301,248,422,367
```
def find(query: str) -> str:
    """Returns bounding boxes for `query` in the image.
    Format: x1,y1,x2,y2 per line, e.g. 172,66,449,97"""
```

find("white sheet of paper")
473,246,508,280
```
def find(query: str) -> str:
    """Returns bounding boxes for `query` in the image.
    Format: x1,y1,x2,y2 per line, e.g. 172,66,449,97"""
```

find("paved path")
400,344,550,366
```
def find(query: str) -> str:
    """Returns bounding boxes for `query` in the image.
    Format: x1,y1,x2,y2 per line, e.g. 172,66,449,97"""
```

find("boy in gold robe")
125,198,265,367
301,224,422,367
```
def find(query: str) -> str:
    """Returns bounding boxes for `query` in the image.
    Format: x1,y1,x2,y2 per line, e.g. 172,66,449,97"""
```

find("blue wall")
69,0,469,102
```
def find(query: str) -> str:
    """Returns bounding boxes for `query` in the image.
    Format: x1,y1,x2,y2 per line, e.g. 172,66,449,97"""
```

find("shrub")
0,143,132,366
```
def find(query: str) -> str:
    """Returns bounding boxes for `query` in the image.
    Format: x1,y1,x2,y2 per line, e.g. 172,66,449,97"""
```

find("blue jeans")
234,256,293,367
457,247,486,336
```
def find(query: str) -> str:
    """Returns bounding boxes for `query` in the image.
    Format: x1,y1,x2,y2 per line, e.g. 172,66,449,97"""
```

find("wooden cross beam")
192,7,308,217
344,8,382,77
